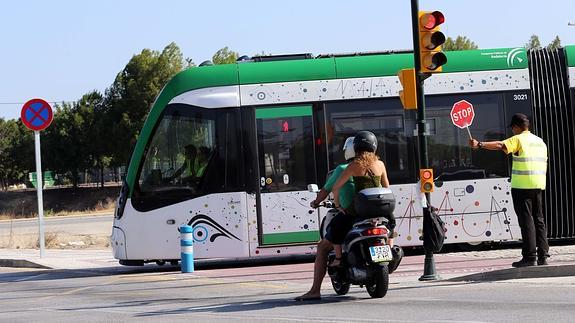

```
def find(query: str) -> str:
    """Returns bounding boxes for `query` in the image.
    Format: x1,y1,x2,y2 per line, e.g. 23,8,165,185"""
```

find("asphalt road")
0,214,113,235
0,263,574,322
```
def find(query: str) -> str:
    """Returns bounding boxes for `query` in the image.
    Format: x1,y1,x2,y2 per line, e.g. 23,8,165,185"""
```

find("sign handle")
34,131,45,258
465,125,473,140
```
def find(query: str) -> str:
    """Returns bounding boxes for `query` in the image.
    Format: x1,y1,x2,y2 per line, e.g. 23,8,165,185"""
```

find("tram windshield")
134,104,242,209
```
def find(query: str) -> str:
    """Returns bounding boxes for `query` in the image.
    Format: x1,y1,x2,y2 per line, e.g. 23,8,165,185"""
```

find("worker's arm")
469,139,509,154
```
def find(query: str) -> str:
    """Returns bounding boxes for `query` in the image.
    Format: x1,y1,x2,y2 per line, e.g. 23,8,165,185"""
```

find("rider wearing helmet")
332,131,396,266
296,137,356,301
309,137,356,210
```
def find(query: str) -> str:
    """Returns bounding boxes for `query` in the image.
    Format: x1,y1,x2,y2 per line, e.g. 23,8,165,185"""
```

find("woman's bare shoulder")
346,161,364,174
375,160,386,174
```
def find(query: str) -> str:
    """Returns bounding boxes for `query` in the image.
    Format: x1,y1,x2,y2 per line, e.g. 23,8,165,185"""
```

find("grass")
0,206,115,221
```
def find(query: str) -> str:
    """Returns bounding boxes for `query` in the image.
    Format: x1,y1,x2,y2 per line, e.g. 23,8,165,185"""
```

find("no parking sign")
21,98,53,131
20,98,53,258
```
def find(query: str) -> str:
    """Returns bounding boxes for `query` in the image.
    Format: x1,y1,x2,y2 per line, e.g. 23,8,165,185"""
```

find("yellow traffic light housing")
420,168,434,193
398,68,418,110
418,11,447,73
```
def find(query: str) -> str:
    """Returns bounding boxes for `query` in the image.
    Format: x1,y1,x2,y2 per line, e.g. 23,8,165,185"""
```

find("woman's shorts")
325,212,355,244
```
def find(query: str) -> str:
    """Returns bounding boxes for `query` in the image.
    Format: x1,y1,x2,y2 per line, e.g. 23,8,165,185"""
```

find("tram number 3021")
513,94,528,101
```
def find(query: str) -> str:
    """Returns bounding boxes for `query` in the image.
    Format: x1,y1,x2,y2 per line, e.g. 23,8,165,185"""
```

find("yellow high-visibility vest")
510,132,548,189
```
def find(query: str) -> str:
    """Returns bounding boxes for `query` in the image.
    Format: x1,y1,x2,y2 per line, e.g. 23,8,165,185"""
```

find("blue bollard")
180,225,194,273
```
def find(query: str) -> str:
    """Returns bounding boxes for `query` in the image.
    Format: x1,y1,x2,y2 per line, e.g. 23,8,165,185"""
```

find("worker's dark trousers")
511,188,549,259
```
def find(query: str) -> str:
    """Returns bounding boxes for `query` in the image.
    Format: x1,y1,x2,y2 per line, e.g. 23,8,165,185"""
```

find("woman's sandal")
294,293,321,301
328,257,342,268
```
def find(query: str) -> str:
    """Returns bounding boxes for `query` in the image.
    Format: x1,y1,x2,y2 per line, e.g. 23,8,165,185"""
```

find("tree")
547,36,561,50
0,119,33,189
526,35,542,50
525,34,562,51
443,36,478,51
212,46,239,65
104,42,185,169
185,57,196,68
77,91,109,187
43,102,90,187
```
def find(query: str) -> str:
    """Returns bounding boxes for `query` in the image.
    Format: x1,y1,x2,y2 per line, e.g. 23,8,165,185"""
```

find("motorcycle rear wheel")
366,265,389,298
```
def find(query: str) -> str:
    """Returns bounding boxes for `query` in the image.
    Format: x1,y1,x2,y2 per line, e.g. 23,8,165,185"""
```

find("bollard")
180,225,194,273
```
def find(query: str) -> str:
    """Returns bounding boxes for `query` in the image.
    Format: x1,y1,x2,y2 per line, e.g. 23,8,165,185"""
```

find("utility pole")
409,0,447,281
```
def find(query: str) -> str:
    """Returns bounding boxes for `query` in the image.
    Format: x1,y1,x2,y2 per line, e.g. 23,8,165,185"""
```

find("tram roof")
168,47,533,92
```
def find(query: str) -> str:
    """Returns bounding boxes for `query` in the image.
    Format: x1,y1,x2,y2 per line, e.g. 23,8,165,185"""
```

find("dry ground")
1,187,117,249
0,231,111,250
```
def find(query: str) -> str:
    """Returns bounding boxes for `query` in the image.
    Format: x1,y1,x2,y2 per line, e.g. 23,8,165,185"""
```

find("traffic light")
420,168,434,193
418,11,447,73
398,68,417,110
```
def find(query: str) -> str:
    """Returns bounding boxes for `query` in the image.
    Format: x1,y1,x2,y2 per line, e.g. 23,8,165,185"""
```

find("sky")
1,0,574,120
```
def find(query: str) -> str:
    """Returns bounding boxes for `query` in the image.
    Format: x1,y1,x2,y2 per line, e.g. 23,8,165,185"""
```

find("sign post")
450,100,475,139
21,99,53,258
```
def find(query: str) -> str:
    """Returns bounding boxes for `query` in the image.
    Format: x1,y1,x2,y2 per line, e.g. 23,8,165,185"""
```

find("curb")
0,254,315,271
448,263,575,282
0,259,51,269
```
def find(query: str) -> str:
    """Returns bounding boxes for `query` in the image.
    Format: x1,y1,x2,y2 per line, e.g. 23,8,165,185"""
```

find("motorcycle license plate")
369,245,393,263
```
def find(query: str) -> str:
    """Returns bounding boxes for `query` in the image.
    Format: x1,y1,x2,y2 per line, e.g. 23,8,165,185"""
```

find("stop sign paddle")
450,100,475,139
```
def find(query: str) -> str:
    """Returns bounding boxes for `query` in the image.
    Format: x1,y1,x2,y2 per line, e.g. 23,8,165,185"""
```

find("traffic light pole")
410,0,439,281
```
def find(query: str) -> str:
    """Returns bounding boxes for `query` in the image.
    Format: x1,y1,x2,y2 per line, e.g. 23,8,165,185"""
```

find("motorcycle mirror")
307,184,319,193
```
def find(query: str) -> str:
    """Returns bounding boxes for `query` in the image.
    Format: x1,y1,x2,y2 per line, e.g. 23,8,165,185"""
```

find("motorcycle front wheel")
366,265,389,298
331,277,351,295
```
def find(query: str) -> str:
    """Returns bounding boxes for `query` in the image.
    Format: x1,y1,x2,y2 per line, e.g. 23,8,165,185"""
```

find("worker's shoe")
537,255,550,266
512,258,536,268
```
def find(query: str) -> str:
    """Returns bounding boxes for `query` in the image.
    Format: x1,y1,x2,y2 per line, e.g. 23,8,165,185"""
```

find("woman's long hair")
354,151,379,170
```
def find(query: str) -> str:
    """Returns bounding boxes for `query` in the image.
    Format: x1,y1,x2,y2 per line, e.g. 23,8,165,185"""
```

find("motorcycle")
309,185,402,298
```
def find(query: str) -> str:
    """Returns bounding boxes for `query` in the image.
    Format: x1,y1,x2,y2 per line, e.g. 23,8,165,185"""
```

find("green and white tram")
112,46,575,265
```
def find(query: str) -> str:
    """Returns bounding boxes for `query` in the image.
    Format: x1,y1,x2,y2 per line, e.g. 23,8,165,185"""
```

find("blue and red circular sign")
21,98,53,131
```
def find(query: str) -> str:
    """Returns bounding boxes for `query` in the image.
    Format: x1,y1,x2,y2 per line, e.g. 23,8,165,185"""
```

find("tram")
111,46,575,265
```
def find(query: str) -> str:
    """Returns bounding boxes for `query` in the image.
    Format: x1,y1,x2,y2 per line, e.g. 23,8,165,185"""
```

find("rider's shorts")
325,211,355,244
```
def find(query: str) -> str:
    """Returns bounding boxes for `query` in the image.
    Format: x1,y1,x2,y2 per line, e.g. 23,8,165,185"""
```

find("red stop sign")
450,100,475,129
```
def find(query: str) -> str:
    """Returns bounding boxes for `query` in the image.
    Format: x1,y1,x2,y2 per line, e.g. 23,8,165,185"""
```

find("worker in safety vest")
469,113,549,267
171,144,199,182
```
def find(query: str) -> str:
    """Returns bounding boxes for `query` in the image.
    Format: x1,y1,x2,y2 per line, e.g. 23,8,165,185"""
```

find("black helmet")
353,131,377,153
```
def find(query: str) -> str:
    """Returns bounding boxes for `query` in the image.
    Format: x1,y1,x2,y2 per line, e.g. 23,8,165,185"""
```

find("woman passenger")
331,131,395,267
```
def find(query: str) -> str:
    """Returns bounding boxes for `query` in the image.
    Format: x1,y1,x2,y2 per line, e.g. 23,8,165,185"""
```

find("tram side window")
134,105,241,210
324,99,413,184
257,110,315,192
426,93,509,181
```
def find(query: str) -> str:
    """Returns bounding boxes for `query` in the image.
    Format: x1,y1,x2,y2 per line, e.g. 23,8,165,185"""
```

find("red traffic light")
420,168,434,193
422,169,432,180
418,10,447,73
420,11,445,30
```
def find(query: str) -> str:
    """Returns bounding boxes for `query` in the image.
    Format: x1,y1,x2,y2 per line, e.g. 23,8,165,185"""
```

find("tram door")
255,106,319,245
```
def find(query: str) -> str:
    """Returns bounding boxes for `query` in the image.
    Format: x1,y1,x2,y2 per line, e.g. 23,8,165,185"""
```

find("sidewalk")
1,245,575,282
0,248,117,269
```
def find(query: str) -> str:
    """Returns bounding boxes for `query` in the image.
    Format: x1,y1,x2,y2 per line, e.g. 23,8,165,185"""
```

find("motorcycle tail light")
362,227,388,236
